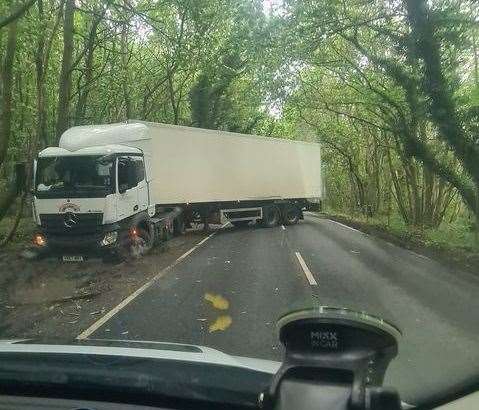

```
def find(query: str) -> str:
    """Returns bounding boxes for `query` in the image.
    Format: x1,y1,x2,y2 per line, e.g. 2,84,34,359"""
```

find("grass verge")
0,216,35,251
322,212,479,275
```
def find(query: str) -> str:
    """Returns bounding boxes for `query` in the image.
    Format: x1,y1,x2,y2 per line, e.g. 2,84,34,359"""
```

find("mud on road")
0,230,209,340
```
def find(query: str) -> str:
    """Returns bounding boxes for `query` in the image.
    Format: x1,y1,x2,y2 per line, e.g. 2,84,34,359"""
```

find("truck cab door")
131,157,148,212
117,157,140,220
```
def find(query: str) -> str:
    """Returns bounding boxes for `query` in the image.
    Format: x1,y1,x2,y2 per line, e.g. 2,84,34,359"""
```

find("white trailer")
32,121,322,259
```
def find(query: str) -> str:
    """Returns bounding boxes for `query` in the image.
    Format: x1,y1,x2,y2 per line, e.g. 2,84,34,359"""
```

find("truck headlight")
33,233,47,247
101,231,118,246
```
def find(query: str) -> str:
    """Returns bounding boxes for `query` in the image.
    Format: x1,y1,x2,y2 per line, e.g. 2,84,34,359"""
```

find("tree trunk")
387,147,409,224
35,0,48,148
0,18,17,170
120,16,131,119
473,27,479,87
36,0,61,147
0,190,26,246
423,166,434,226
55,0,75,140
74,9,104,125
168,74,179,125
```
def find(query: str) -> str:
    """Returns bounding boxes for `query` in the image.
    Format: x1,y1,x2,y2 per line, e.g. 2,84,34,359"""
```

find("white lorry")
31,121,322,260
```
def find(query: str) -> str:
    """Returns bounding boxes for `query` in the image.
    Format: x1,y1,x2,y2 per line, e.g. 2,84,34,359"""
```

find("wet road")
82,214,479,404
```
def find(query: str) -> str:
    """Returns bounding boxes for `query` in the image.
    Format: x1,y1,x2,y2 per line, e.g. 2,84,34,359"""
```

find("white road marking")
408,250,431,261
281,225,286,230
328,219,362,233
77,228,222,340
295,252,318,286
385,241,430,260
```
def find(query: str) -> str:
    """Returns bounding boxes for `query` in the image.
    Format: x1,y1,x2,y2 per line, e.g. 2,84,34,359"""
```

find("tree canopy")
0,0,478,243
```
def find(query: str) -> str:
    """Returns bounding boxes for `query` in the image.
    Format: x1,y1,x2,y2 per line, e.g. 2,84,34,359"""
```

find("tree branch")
0,0,37,29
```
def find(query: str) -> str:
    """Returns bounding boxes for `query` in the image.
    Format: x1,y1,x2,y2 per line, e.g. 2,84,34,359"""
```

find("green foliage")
270,0,479,227
1,0,478,245
0,216,34,247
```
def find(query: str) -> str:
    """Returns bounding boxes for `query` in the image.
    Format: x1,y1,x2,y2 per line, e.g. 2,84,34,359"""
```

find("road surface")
81,214,479,405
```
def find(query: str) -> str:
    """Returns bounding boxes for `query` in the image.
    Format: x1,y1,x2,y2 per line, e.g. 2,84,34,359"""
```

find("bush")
0,216,34,247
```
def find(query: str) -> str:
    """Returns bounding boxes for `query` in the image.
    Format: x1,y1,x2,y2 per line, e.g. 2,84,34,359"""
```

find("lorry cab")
33,144,151,256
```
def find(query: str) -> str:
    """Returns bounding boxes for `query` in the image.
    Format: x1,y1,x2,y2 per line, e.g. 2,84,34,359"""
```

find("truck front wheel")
173,217,185,236
121,222,155,259
261,205,280,228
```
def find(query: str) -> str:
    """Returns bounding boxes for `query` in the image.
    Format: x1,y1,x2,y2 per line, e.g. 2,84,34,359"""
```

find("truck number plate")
62,255,84,262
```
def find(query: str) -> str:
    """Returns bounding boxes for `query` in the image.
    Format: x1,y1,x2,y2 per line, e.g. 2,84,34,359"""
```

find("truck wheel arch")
128,211,152,232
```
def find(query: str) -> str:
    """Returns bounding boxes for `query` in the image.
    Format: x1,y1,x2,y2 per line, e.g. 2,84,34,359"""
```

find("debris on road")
0,231,208,340
204,293,229,310
208,315,232,332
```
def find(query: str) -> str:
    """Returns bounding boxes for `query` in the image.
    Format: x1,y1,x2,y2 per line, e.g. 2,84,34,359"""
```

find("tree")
275,0,479,224
404,0,479,216
55,0,75,140
0,13,17,170
189,53,247,130
0,0,36,30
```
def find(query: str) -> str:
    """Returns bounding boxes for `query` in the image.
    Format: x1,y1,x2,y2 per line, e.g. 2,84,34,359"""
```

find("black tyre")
283,204,300,225
231,220,250,228
261,205,280,228
120,222,155,260
173,217,186,236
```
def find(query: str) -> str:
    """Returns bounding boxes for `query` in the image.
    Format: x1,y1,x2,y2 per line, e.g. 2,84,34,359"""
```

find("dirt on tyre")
261,205,280,228
120,222,155,260
283,204,300,225
173,217,185,236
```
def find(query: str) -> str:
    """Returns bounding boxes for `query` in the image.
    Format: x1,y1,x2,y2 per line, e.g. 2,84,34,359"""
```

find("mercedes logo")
63,212,78,228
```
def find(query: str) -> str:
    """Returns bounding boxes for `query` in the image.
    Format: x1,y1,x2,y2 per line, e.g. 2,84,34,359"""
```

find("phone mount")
262,307,402,410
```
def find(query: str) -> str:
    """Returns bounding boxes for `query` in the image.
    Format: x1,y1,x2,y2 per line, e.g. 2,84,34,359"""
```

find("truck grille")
40,213,103,236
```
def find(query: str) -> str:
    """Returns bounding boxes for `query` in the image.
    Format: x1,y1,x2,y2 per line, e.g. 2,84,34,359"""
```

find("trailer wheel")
173,217,185,236
283,204,300,225
261,205,280,228
162,220,174,242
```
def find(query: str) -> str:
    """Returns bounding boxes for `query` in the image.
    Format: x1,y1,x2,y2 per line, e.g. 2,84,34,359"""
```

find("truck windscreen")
35,156,114,198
